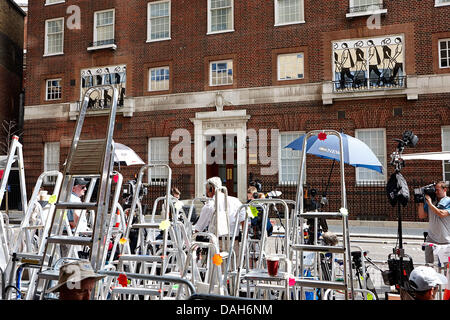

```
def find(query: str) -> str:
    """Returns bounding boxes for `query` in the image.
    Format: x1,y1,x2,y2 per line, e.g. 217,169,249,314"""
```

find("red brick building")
0,0,25,143
24,0,450,220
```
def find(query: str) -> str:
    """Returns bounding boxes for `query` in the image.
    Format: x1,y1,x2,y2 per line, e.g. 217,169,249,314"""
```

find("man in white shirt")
67,178,89,233
194,177,245,240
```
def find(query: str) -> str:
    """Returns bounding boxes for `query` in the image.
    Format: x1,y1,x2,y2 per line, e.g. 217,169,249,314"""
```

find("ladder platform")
242,269,288,282
13,252,43,264
291,244,345,254
47,235,93,246
119,255,163,263
112,287,161,296
291,278,347,290
131,223,160,229
37,269,60,281
55,202,97,209
299,212,344,219
24,225,45,230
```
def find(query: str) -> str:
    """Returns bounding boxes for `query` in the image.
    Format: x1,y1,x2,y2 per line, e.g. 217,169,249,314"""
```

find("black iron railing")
333,76,406,92
88,39,116,48
349,2,384,13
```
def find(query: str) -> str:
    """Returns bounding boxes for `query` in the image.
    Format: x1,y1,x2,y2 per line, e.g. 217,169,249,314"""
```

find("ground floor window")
279,131,304,184
442,126,450,182
44,142,60,185
355,128,386,183
148,137,169,184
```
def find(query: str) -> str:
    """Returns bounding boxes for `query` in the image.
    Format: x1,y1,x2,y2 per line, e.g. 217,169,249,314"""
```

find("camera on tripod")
122,179,148,207
413,183,437,203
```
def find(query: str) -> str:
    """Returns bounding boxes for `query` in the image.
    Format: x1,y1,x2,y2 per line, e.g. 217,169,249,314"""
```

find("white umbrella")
113,142,145,166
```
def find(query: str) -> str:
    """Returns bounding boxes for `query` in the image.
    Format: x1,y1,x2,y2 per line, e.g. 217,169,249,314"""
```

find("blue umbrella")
284,132,383,173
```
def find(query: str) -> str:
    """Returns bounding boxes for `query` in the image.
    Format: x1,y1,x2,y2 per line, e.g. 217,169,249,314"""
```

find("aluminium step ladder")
25,85,119,300
290,130,355,300
0,135,28,273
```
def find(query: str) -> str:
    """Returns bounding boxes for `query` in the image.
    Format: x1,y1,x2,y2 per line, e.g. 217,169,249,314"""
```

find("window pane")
46,19,63,54
277,0,303,24
44,142,60,184
356,129,385,182
278,53,304,80
46,79,62,100
443,127,450,181
149,138,169,181
210,0,232,32
149,67,170,91
210,60,233,86
280,132,304,184
96,11,114,43
150,1,170,40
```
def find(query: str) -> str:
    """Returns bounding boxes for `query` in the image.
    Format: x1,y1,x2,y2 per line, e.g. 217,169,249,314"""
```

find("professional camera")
122,179,148,207
413,183,437,203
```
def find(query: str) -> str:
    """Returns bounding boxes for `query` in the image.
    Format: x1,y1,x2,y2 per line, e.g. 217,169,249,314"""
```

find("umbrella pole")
324,159,336,196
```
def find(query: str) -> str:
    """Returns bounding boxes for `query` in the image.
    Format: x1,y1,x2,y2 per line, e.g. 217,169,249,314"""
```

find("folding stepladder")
25,85,119,300
0,135,28,273
289,130,354,300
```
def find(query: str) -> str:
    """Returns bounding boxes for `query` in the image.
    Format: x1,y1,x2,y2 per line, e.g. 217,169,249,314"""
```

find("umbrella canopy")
284,132,383,173
113,142,145,166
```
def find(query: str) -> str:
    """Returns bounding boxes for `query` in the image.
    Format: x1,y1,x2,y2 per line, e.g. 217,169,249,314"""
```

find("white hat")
409,266,447,291
206,176,222,189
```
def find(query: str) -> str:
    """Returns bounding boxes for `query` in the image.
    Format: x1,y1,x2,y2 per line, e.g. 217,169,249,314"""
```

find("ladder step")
291,244,345,254
131,223,160,229
112,287,161,296
13,253,43,264
299,212,344,219
24,225,45,230
56,202,97,210
38,269,60,281
255,283,287,290
292,278,347,290
119,255,163,263
47,235,92,246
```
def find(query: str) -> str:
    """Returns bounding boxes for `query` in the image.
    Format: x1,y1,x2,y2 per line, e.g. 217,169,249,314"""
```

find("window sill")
274,21,306,27
346,8,387,18
435,2,450,7
43,52,64,57
44,1,65,6
207,29,235,36
87,43,117,51
146,37,171,43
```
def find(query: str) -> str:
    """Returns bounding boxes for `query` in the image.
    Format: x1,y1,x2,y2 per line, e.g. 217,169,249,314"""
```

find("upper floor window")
436,0,450,7
442,127,450,182
148,1,171,42
46,79,62,101
439,39,450,69
148,137,169,184
278,52,304,81
44,18,64,56
349,0,383,13
279,131,305,184
44,142,60,185
274,0,304,26
45,0,65,5
332,35,405,92
355,128,386,183
149,66,170,91
208,0,234,34
210,60,233,86
93,9,115,47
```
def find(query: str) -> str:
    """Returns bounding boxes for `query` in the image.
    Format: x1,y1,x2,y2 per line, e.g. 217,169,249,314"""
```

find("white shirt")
70,193,89,233
194,193,245,237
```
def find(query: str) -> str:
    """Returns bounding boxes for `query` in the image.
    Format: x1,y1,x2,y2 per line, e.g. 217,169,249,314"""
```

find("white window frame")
207,0,234,35
44,17,64,57
209,60,233,86
148,137,170,184
44,142,60,185
441,126,450,183
277,52,304,81
46,78,62,101
279,131,305,185
274,0,305,27
435,0,450,7
93,9,115,46
438,38,450,69
147,0,171,42
45,0,65,5
149,66,170,92
347,0,387,18
355,128,387,184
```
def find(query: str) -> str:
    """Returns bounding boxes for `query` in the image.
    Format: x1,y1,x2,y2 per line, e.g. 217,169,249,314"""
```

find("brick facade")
24,0,450,221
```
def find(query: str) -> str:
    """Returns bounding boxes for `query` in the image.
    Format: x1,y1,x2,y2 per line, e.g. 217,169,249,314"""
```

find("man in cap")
408,266,447,300
48,260,105,300
193,176,245,240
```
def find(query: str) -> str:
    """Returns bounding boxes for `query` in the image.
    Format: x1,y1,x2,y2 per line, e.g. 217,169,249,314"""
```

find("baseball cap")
206,176,222,189
74,178,89,186
47,260,105,293
409,266,447,291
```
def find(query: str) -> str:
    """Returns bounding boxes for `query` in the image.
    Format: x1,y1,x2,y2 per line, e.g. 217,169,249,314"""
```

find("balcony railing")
87,39,117,51
76,88,125,111
333,76,406,93
349,3,384,13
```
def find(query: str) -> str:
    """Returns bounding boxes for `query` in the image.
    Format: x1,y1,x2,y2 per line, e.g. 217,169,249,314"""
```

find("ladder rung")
255,283,287,290
292,278,347,290
47,235,92,246
131,223,160,229
112,287,161,296
119,255,163,263
291,244,346,253
299,212,344,219
13,253,43,264
56,202,97,210
38,269,60,281
24,225,44,230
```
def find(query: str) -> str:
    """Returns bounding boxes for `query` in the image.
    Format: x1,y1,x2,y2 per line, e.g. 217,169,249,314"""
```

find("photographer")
417,181,450,264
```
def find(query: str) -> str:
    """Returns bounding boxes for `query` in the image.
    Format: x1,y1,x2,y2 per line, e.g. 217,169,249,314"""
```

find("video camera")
413,183,437,203
122,179,148,206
